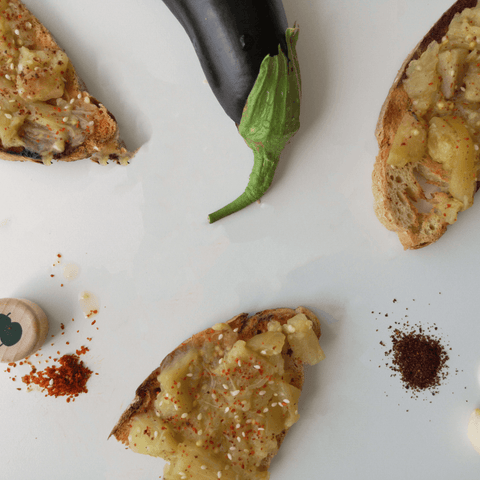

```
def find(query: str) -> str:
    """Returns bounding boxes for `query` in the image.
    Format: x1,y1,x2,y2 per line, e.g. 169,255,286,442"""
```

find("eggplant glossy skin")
162,0,288,124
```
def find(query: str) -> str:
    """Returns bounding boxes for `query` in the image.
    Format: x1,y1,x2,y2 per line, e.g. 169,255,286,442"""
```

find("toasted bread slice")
0,0,134,165
372,0,480,249
110,307,324,479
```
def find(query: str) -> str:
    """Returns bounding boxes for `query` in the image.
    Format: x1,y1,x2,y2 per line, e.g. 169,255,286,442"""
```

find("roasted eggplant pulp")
162,0,288,124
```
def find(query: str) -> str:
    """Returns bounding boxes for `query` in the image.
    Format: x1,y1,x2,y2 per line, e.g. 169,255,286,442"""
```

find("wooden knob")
0,298,49,363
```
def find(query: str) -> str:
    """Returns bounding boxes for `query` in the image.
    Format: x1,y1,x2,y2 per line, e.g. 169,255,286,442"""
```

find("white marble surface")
1,0,479,478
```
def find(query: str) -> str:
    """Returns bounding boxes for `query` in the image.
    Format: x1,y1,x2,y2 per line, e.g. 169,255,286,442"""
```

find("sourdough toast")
110,307,324,479
372,0,479,249
0,0,134,165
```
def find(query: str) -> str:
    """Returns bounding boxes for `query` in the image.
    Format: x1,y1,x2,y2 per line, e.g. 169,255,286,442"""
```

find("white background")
1,0,480,479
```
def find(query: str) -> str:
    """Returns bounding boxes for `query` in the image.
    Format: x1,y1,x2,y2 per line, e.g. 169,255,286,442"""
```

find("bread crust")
372,0,478,249
109,307,321,471
0,0,133,164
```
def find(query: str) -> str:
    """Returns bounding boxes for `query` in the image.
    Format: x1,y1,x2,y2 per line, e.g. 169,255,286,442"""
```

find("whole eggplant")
161,0,301,222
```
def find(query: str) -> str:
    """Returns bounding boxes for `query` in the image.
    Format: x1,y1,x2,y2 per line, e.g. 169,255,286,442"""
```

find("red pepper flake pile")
21,354,92,402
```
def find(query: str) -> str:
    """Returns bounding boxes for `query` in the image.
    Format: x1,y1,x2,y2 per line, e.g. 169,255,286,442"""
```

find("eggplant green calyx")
208,26,301,224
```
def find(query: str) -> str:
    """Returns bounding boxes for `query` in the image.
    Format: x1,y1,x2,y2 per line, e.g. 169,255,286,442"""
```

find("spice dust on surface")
375,297,452,400
386,327,449,397
2,253,100,401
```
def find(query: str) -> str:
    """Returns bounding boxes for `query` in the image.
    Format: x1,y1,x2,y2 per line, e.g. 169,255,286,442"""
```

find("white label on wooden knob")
0,298,49,363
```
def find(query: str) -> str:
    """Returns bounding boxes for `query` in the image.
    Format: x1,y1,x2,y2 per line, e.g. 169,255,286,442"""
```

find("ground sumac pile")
386,326,449,396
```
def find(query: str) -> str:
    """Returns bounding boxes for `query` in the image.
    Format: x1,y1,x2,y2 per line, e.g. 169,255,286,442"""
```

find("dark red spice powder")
385,327,449,396
21,354,92,402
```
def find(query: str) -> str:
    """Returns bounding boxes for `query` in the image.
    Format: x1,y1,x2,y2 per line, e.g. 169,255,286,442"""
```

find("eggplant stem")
208,149,278,223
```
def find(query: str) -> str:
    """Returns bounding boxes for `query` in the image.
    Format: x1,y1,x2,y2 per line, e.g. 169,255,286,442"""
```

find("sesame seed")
63,117,68,122
25,22,32,29
254,365,261,369
217,471,222,478
236,423,240,429
258,427,264,431
93,146,100,151
84,96,91,104
218,334,223,340
260,350,267,355
475,144,479,151
181,413,188,419
283,399,290,403
227,453,233,461
237,360,242,366
186,373,193,377
4,113,12,119
198,429,203,435
154,430,158,438
237,437,241,442
271,402,277,407
242,432,246,437
223,384,229,390
231,390,240,396
77,93,82,99
263,407,269,413
197,413,203,420
5,74,10,80
225,407,229,413
14,29,19,35
201,465,207,470
70,98,75,104
229,446,236,451
233,328,239,333
259,391,266,396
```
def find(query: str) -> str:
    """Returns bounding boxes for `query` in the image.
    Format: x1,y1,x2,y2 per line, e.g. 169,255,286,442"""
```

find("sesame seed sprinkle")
231,390,240,396
181,413,188,419
201,465,207,470
218,334,223,340
254,365,261,369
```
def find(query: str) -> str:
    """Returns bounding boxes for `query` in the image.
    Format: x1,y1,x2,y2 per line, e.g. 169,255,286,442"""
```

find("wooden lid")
0,298,49,363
